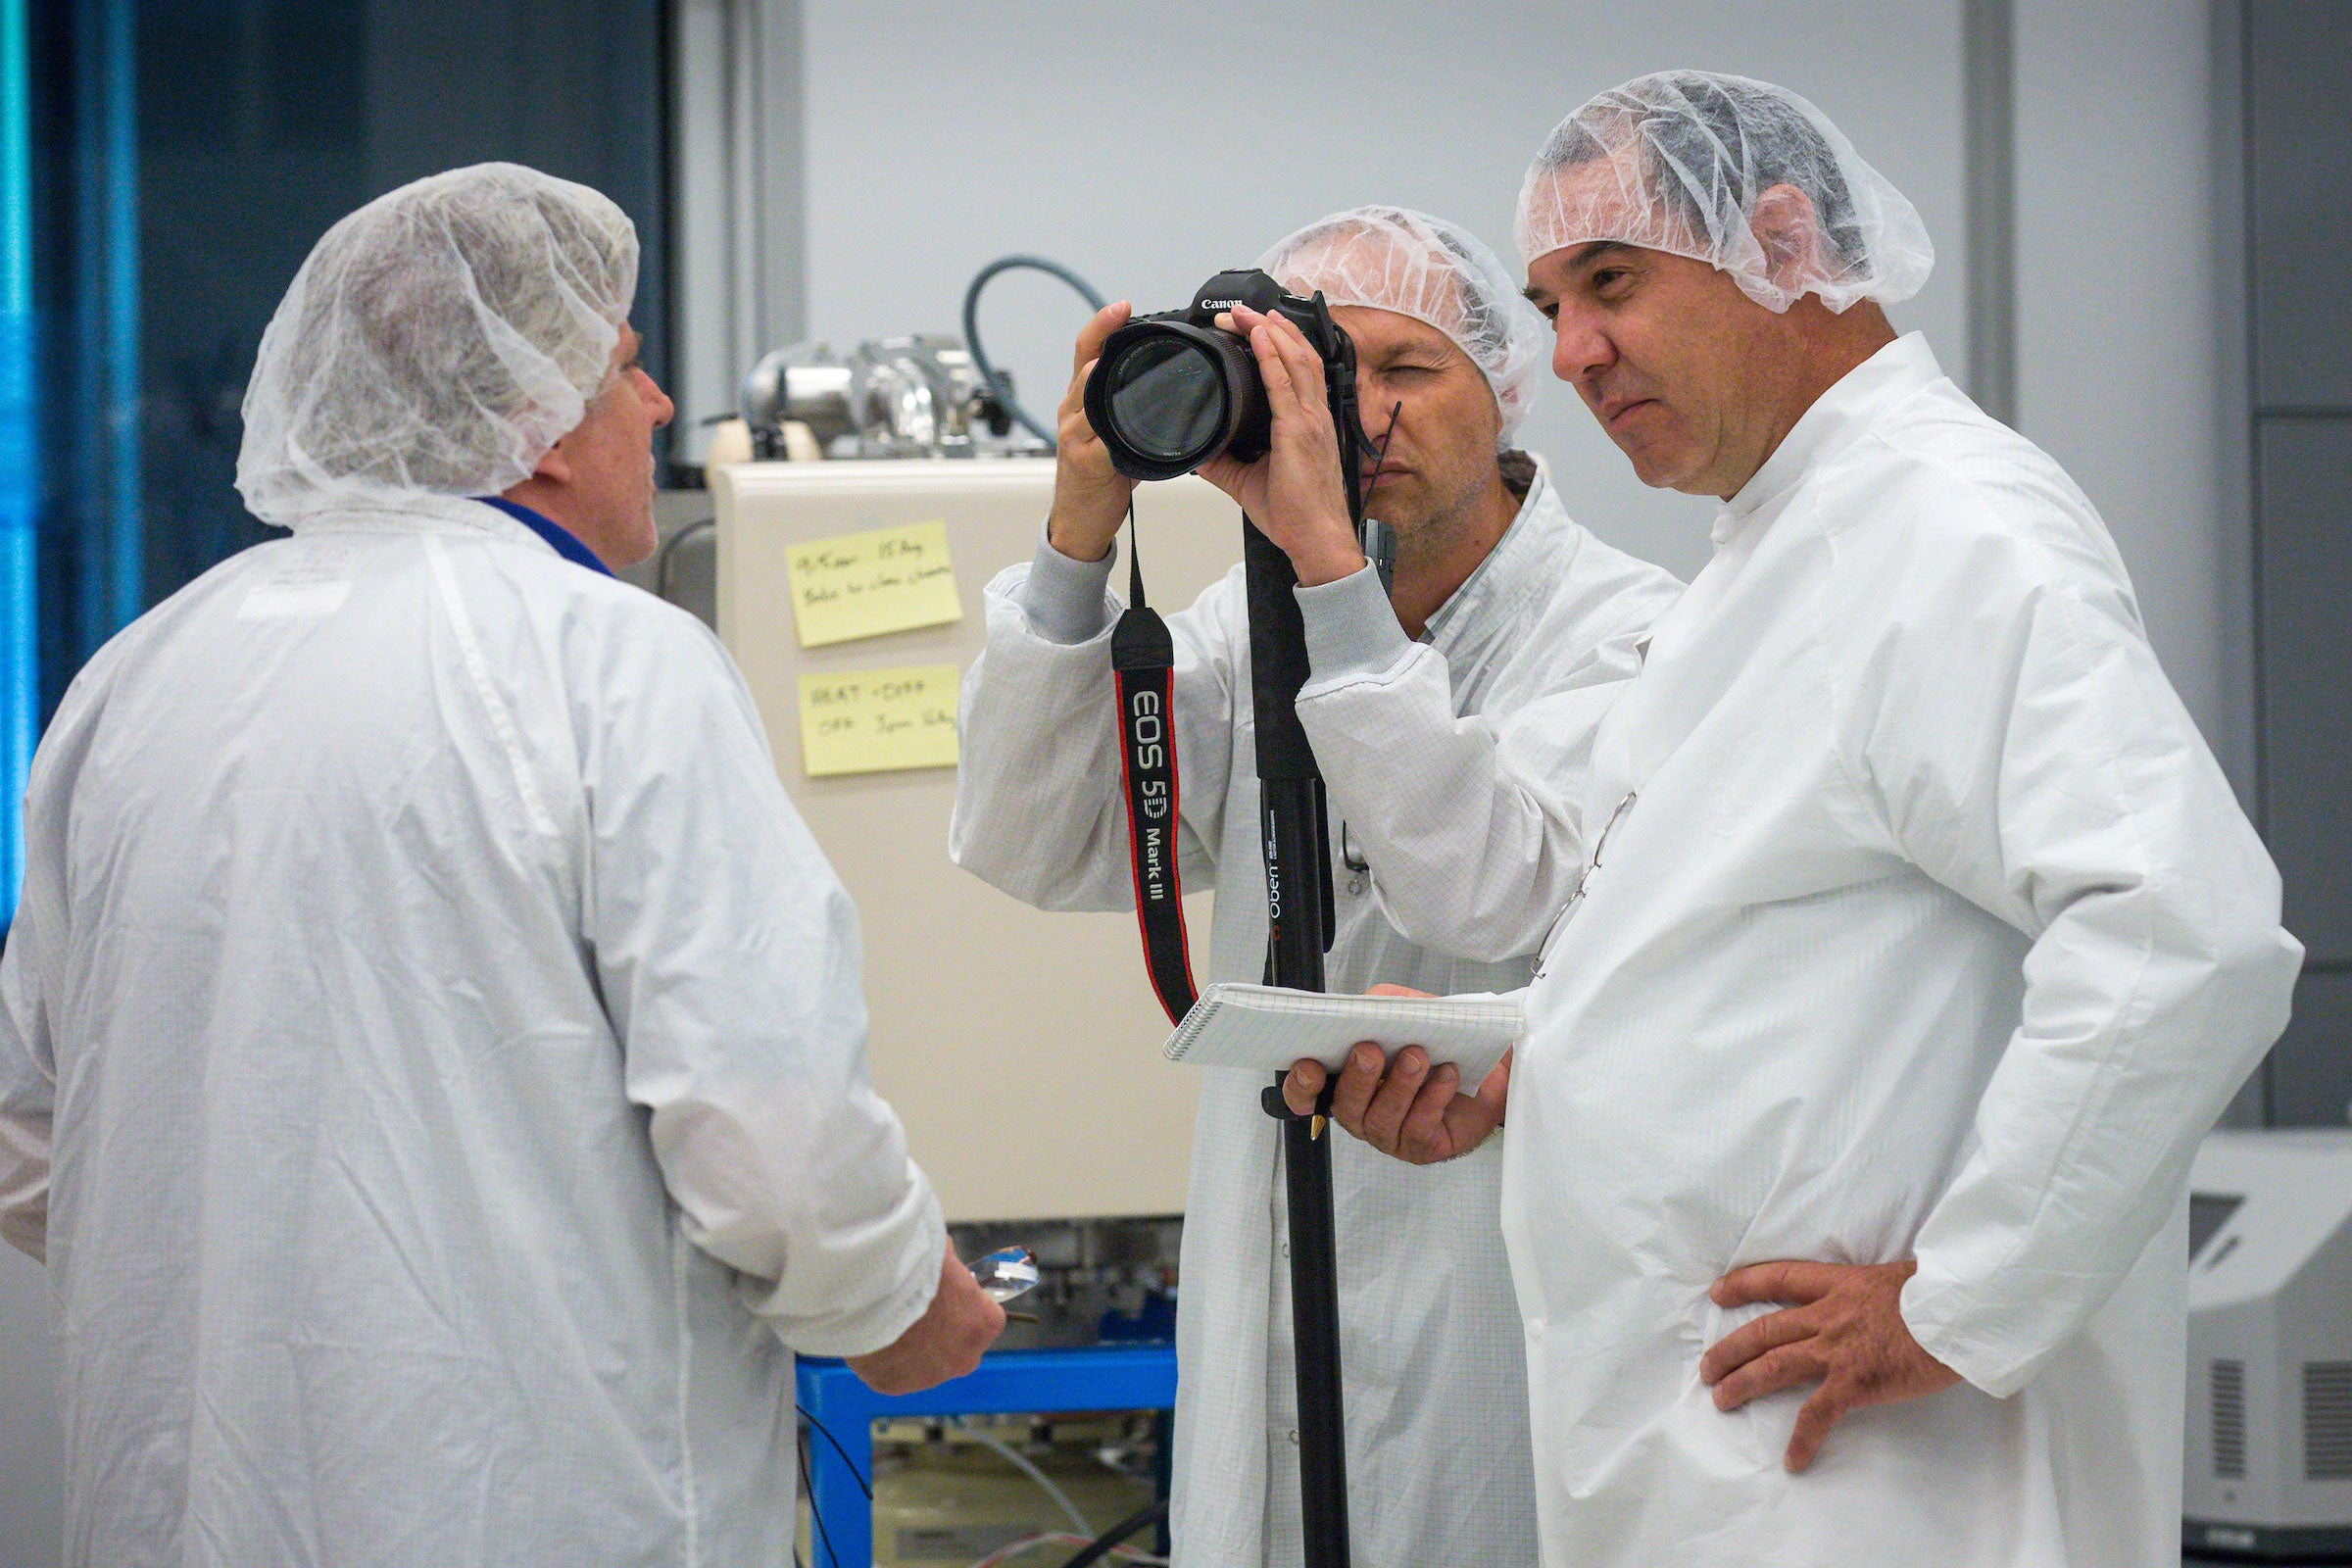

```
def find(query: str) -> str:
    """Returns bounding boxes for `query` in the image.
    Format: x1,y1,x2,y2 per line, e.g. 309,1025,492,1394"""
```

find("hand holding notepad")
1164,983,1522,1165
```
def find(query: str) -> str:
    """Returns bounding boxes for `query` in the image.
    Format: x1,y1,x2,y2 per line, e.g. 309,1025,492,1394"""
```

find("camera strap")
1102,355,1393,1025
1109,509,1200,1023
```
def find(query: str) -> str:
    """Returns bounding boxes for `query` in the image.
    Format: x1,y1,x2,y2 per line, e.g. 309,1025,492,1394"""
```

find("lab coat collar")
272,494,568,562
1716,331,1945,543
475,496,613,576
1421,455,1570,658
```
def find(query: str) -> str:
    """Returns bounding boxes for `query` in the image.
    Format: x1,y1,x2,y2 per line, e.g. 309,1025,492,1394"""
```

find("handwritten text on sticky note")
798,664,961,777
785,520,963,647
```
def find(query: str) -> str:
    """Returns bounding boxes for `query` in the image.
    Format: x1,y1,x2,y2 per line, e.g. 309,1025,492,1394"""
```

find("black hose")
799,1406,874,1501
961,255,1107,452
1057,1496,1169,1568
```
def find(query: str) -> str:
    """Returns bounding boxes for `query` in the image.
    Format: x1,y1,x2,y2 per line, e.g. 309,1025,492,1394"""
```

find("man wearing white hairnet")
0,163,1001,1565
953,207,1680,1566
1286,73,2302,1566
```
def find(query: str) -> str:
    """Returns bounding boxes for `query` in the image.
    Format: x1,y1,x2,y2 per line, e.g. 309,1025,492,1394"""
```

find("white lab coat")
1335,335,2302,1566
0,501,947,1568
952,465,1680,1568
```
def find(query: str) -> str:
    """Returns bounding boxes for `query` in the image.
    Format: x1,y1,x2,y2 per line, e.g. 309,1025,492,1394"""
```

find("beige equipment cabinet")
713,459,1244,1224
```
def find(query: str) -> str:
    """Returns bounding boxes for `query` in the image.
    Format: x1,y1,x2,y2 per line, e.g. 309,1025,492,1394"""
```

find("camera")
1084,270,1364,484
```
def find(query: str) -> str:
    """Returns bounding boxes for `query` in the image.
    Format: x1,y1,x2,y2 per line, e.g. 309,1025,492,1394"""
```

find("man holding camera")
1283,74,2301,1567
953,207,1679,1567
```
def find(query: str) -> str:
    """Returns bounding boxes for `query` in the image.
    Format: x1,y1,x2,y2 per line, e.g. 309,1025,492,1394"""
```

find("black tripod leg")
1258,780,1351,1568
1282,1111,1349,1568
1247,513,1352,1568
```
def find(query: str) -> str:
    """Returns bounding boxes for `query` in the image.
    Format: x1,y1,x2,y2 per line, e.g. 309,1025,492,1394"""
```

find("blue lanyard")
473,496,613,577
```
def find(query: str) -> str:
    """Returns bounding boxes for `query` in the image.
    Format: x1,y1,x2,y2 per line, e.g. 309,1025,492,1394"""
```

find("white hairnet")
1515,72,1933,314
237,162,639,528
1258,206,1546,445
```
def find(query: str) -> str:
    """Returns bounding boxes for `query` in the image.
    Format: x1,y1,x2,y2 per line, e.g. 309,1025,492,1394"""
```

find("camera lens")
1085,319,1264,481
1106,337,1227,464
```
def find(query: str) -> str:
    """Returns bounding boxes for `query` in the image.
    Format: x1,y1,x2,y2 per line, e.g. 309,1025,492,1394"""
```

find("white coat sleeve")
1294,564,1644,963
949,543,1240,910
1848,567,2303,1396
583,616,947,1359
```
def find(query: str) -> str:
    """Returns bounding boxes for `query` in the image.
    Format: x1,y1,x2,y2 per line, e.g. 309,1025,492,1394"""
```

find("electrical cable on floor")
959,1419,1095,1537
1056,1497,1170,1568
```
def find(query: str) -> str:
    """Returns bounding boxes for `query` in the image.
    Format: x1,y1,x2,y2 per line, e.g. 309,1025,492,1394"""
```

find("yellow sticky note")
785,520,964,647
798,664,962,777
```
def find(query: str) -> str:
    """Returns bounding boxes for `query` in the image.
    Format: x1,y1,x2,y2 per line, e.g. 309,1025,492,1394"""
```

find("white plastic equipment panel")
2184,1129,2352,1540
713,459,1243,1222
2188,1131,2352,1311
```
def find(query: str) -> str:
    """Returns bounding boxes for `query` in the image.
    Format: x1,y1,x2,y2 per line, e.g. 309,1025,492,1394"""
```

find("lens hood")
1085,317,1266,482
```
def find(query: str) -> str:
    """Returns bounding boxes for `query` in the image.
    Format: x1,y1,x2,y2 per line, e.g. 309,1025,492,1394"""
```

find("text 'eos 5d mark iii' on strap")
1111,513,1199,1024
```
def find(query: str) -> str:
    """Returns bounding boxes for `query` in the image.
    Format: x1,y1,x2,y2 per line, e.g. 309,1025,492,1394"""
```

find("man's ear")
528,436,574,486
1749,183,1825,296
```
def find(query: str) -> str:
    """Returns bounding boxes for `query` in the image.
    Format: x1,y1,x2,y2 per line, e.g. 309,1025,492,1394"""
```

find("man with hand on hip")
1291,71,2301,1568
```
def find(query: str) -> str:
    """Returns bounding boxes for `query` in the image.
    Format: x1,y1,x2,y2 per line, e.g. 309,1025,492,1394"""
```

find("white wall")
2013,0,2239,772
799,0,1969,583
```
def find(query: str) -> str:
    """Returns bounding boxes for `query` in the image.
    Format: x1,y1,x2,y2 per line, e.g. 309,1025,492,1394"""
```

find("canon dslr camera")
1084,269,1364,485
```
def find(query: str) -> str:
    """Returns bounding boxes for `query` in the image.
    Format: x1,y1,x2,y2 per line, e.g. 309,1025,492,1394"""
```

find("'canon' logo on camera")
1200,299,1244,310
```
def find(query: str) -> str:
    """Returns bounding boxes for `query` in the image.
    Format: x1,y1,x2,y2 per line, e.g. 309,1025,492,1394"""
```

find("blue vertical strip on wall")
73,0,138,656
98,0,137,633
0,0,36,911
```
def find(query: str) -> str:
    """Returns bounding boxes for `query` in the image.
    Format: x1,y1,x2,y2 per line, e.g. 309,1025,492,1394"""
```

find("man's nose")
1354,373,1399,445
638,369,676,430
1549,305,1614,389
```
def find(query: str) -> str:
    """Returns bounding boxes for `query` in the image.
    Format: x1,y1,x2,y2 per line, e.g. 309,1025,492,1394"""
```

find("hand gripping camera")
1083,269,1368,514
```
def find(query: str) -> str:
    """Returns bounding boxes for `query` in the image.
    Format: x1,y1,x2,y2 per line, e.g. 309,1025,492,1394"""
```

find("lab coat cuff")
1296,564,1412,686
1015,528,1119,645
1897,1264,2033,1399
769,1182,951,1359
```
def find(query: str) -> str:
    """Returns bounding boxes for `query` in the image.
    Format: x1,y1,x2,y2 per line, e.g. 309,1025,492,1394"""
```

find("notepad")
785,520,964,647
1162,984,1523,1085
797,664,961,776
